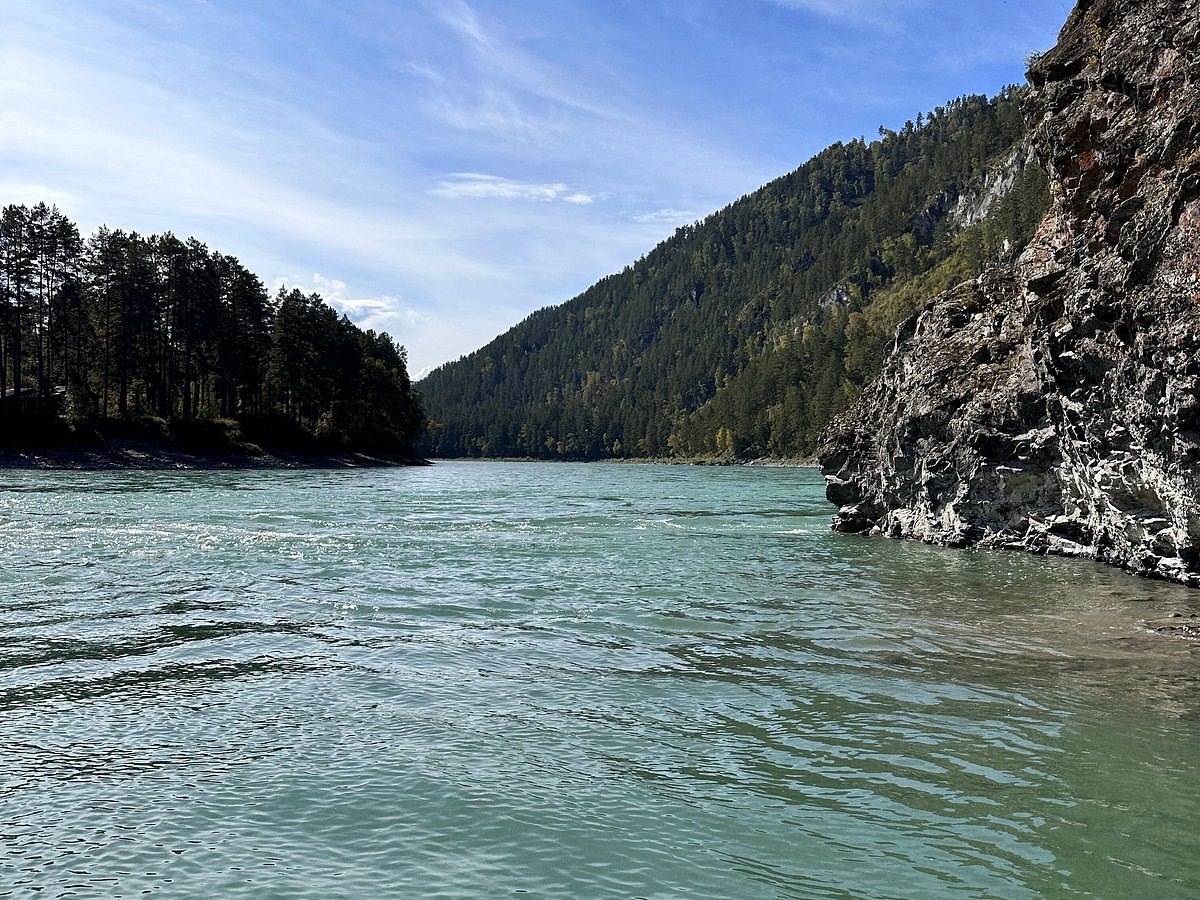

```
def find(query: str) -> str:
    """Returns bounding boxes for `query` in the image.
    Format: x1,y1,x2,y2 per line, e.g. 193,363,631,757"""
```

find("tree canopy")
0,205,423,457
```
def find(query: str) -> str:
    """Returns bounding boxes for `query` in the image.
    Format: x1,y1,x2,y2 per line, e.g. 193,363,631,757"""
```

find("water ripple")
2,463,1200,898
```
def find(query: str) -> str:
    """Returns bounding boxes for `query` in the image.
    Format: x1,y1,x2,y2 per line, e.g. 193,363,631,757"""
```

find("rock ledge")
818,0,1200,587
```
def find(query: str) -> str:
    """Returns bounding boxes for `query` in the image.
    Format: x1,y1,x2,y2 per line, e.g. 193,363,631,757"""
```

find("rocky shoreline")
818,0,1200,588
1146,613,1200,641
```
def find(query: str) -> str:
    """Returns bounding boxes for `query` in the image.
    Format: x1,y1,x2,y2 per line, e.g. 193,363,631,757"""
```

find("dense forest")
0,204,424,457
419,89,1049,461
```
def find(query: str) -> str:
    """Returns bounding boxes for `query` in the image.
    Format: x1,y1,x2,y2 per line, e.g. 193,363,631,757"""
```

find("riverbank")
0,441,429,470
426,455,818,468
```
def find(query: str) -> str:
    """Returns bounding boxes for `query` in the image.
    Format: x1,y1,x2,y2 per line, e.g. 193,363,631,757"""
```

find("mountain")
819,0,1200,587
419,91,1048,461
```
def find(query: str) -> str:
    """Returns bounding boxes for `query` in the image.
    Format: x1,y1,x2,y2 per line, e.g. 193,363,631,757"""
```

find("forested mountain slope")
419,89,1049,461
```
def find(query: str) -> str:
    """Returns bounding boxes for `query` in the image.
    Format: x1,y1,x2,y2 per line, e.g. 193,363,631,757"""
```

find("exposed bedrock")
818,0,1200,586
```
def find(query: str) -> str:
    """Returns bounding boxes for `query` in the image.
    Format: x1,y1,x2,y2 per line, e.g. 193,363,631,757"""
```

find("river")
3,461,1199,897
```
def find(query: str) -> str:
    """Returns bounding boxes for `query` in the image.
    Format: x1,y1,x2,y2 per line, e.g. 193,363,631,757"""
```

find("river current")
2,461,1199,898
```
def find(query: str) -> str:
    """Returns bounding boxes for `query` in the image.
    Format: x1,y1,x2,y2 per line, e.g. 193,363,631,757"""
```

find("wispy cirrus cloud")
433,0,624,122
762,0,929,27
634,208,698,225
432,173,594,204
399,61,447,85
426,86,556,142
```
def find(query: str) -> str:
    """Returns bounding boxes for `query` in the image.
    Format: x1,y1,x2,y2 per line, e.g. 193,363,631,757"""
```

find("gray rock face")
948,145,1039,232
818,0,1200,587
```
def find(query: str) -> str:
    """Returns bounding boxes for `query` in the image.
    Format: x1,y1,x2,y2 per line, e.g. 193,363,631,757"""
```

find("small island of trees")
0,203,424,460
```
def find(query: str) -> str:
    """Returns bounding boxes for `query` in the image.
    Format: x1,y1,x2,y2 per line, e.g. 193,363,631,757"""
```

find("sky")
2,0,1075,378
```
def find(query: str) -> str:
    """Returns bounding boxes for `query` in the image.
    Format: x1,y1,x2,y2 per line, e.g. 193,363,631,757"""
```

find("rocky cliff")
818,0,1200,587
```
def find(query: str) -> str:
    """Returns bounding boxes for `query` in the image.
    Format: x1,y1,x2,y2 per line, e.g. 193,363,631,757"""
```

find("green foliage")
0,205,424,457
419,89,1050,461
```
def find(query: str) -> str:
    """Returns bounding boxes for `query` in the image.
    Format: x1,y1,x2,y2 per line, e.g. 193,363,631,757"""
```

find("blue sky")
4,0,1074,377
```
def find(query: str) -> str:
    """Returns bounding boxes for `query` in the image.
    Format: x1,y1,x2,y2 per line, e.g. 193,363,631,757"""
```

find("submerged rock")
818,0,1200,587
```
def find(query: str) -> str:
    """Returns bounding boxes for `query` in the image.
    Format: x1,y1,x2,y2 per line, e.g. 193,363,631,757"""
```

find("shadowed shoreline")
0,440,430,470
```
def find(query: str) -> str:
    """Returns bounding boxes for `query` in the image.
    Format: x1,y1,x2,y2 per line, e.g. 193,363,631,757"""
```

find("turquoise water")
3,461,1200,898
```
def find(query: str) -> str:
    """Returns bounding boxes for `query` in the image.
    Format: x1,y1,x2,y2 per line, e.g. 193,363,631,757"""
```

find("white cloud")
431,173,591,204
1,34,502,287
763,0,927,26
0,183,77,209
278,273,430,338
400,61,447,84
426,86,559,142
634,208,698,225
434,0,622,122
